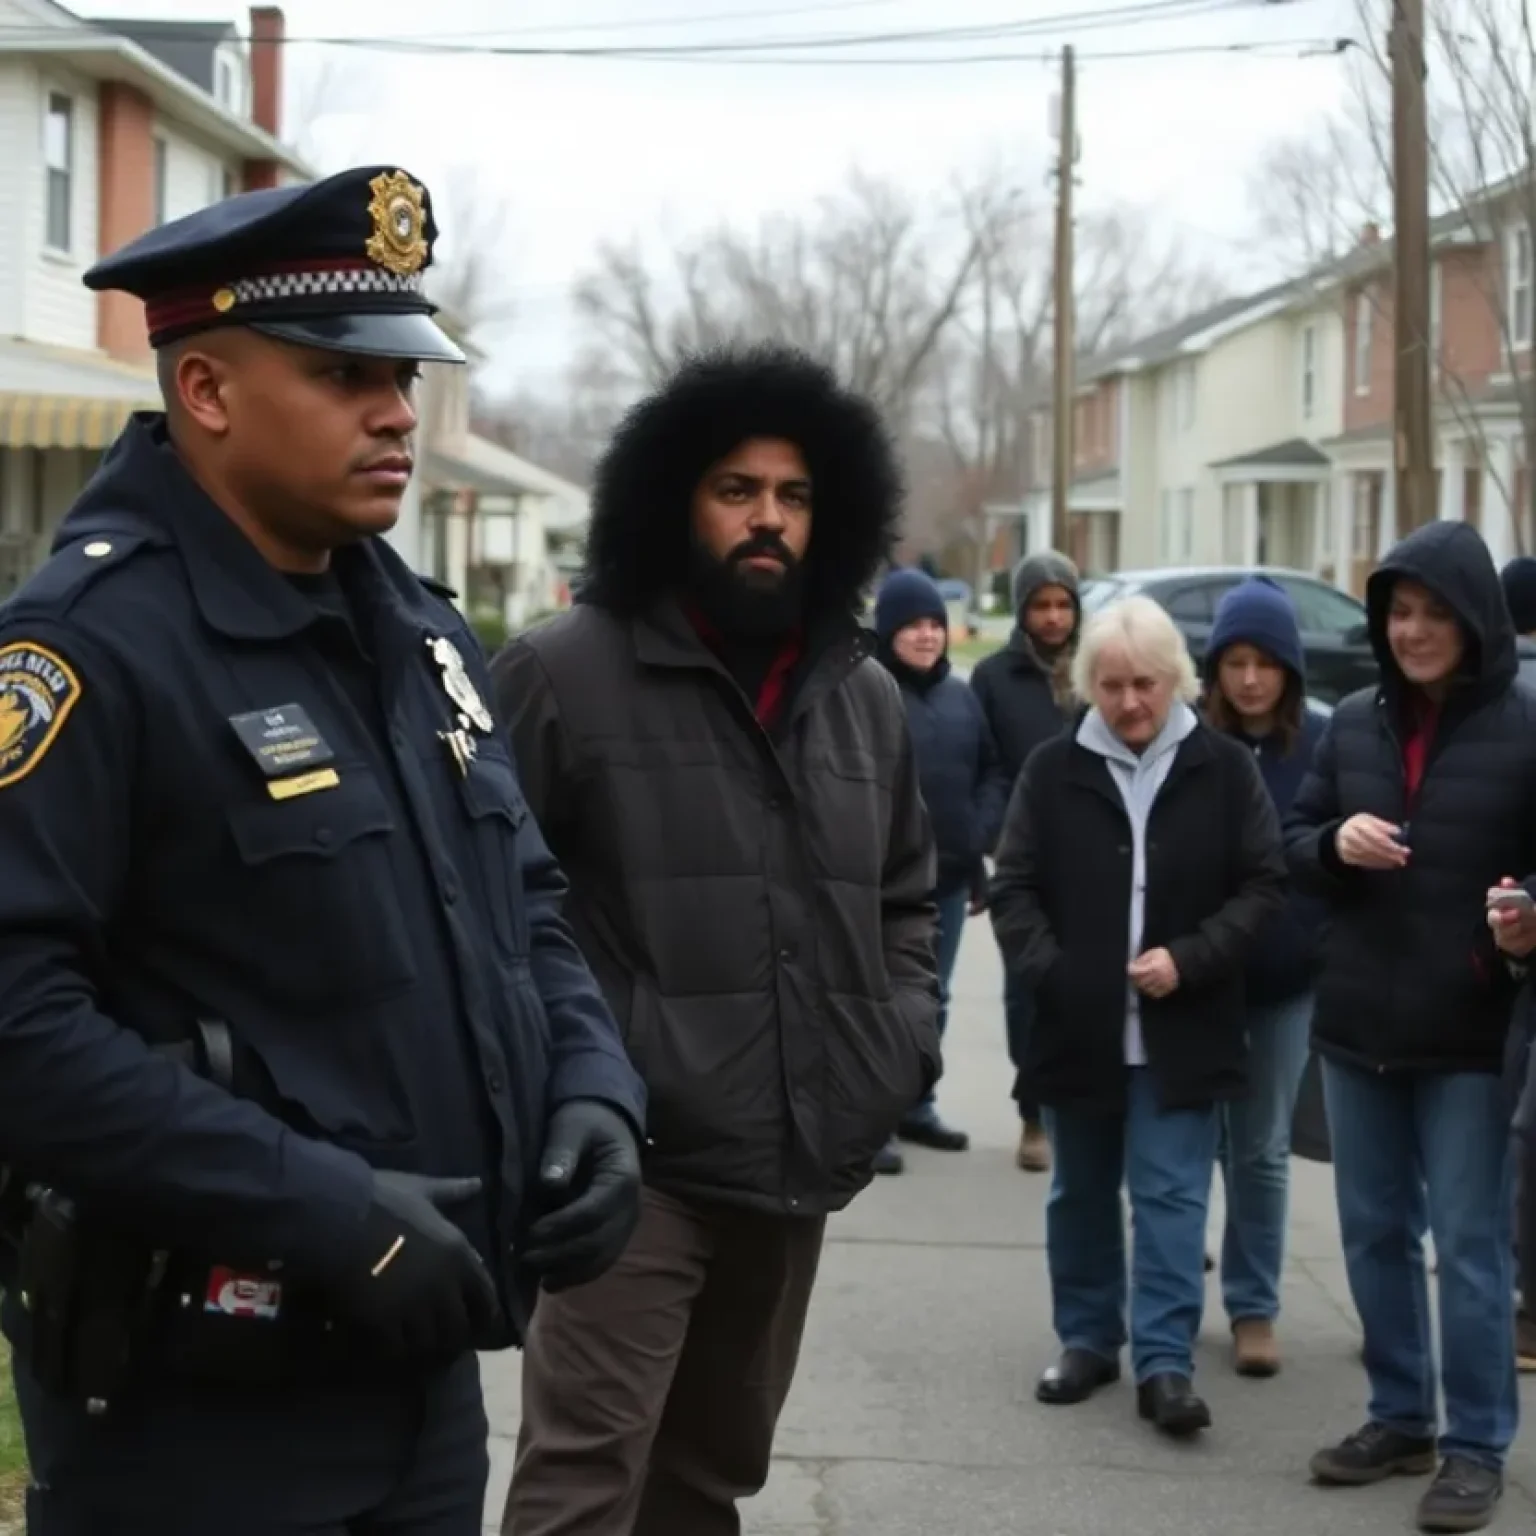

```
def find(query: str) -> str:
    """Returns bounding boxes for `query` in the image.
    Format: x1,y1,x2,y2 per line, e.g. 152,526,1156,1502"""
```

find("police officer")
0,165,645,1534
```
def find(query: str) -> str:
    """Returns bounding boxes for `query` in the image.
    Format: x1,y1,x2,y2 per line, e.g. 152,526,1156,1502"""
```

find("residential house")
0,0,304,593
413,334,587,637
1012,188,1532,596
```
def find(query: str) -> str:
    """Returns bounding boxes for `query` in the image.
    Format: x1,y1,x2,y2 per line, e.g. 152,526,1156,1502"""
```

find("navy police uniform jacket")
0,414,644,1343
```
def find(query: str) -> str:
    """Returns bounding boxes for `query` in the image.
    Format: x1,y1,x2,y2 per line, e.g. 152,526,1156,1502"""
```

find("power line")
0,0,1314,54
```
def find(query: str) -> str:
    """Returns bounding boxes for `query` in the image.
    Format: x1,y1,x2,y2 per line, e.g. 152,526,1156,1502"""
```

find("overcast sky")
87,0,1363,393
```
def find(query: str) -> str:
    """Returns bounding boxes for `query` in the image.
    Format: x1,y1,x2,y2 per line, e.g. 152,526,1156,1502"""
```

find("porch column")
1484,434,1516,567
1439,438,1465,522
1378,467,1397,558
1329,469,1351,586
1241,482,1260,565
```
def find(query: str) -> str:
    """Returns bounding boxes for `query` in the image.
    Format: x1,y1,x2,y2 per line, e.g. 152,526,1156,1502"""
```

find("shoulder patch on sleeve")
0,641,82,789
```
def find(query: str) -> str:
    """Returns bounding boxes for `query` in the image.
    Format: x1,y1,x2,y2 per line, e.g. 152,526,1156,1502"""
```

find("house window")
222,167,237,200
1178,486,1195,559
42,92,72,253
1353,291,1373,394
1508,225,1533,352
215,52,237,109
152,137,168,225
1300,324,1317,420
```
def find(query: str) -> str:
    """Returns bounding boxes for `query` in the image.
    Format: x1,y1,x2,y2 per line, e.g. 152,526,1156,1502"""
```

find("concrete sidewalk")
480,918,1536,1535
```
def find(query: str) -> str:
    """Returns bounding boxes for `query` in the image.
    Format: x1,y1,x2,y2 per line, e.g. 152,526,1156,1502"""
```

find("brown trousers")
502,1184,825,1536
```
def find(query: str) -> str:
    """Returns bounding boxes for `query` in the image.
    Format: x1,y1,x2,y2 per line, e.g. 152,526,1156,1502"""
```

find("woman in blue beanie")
872,567,1011,1173
1202,576,1327,1377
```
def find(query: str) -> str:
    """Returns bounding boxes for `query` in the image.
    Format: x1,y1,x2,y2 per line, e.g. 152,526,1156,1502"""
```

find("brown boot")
1016,1120,1050,1172
1232,1317,1281,1377
1517,1311,1536,1373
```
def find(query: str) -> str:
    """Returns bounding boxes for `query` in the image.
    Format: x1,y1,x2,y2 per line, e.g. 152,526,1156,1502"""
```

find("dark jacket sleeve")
489,639,646,1134
882,719,943,1077
1284,713,1353,893
1165,743,1288,992
971,700,1011,858
0,622,374,1277
988,750,1062,984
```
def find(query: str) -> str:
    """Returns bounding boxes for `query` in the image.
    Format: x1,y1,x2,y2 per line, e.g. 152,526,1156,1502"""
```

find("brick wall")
1072,375,1119,476
95,81,156,363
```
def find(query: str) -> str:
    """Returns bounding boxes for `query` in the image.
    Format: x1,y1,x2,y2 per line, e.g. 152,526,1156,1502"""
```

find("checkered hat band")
145,258,424,336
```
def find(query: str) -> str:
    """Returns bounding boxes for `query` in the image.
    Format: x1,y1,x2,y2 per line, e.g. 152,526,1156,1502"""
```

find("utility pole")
1390,0,1434,534
1050,43,1076,554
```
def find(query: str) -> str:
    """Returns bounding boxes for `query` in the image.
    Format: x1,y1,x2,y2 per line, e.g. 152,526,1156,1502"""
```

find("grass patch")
0,1341,26,1522
948,632,1004,667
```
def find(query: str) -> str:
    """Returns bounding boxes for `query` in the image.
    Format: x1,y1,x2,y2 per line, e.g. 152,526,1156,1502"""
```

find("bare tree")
923,179,1228,576
474,350,632,486
423,164,519,347
572,169,989,432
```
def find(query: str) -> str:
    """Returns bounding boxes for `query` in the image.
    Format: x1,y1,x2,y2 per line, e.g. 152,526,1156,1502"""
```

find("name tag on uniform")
228,704,337,798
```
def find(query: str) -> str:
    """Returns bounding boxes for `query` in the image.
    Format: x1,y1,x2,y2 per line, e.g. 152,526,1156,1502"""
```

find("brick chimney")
242,6,284,192
96,82,157,362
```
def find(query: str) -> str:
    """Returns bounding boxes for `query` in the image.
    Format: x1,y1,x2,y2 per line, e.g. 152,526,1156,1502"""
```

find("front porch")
1017,475,1122,576
1211,438,1332,582
1322,411,1527,597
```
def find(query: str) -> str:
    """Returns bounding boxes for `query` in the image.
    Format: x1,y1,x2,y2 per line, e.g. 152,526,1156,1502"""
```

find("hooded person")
871,567,1010,1168
1501,554,1536,638
489,344,942,1536
1199,576,1329,1378
1286,520,1536,1534
970,549,1083,1172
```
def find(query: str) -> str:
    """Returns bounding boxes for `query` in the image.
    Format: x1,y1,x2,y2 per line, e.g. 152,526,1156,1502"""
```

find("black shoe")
872,1138,904,1175
1416,1457,1503,1532
896,1114,969,1151
1309,1422,1438,1486
1135,1373,1211,1436
1035,1349,1120,1405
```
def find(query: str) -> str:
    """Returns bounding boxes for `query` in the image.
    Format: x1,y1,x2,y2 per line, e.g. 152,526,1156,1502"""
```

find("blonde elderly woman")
990,595,1286,1437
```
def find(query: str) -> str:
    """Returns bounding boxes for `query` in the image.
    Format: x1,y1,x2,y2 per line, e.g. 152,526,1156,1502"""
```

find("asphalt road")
479,913,1536,1535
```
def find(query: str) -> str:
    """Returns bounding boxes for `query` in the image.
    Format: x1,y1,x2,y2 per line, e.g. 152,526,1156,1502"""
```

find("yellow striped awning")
0,392,156,451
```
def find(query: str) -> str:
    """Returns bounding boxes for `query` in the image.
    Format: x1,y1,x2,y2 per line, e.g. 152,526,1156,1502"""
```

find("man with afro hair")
491,343,942,1536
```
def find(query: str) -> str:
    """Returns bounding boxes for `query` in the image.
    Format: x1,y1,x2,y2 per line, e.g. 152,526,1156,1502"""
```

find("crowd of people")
5,156,1536,1534
869,525,1536,1534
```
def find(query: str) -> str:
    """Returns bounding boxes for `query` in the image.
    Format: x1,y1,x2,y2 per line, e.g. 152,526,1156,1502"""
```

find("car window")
1080,578,1128,613
1278,578,1367,635
1162,583,1227,623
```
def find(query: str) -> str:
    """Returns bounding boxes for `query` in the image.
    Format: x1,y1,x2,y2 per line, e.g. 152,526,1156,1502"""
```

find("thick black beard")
686,542,805,641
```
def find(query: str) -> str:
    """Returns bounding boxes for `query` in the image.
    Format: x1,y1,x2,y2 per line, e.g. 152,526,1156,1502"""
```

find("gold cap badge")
365,170,429,277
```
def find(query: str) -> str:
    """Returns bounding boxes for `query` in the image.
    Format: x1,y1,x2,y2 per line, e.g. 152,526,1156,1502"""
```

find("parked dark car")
1080,566,1369,705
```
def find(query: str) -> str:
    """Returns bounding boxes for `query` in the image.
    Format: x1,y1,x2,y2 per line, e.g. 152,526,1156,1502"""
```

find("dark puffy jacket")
881,656,1010,896
491,598,943,1217
1285,520,1536,1076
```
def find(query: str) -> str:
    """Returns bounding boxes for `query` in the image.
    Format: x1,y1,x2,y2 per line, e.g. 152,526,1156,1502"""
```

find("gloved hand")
329,1171,500,1363
523,1100,642,1293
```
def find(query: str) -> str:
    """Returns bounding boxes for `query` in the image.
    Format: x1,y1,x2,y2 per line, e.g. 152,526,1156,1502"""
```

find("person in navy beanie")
872,567,1010,1173
1201,576,1328,1378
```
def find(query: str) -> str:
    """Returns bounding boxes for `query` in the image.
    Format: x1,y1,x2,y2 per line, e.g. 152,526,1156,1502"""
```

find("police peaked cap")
83,164,465,365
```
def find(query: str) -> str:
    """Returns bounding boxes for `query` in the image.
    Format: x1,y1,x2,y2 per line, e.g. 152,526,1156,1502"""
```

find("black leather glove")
523,1100,642,1293
328,1171,500,1363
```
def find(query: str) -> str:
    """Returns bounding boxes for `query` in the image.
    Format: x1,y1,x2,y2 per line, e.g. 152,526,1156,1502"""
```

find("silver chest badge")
427,635,494,734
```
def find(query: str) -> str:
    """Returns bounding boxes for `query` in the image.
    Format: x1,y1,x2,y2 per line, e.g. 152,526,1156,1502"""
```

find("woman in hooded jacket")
871,567,1010,1171
1286,520,1536,1535
1200,576,1327,1380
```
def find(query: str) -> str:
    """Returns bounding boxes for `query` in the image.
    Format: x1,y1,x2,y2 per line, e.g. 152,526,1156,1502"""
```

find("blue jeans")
1003,963,1039,1123
1218,992,1313,1323
914,888,969,1117
1323,1060,1518,1469
1043,1068,1220,1382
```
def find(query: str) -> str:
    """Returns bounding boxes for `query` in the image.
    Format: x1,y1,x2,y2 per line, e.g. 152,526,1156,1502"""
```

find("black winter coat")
491,599,943,1217
882,655,1010,896
969,631,1072,785
989,719,1287,1113
1285,520,1536,1076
